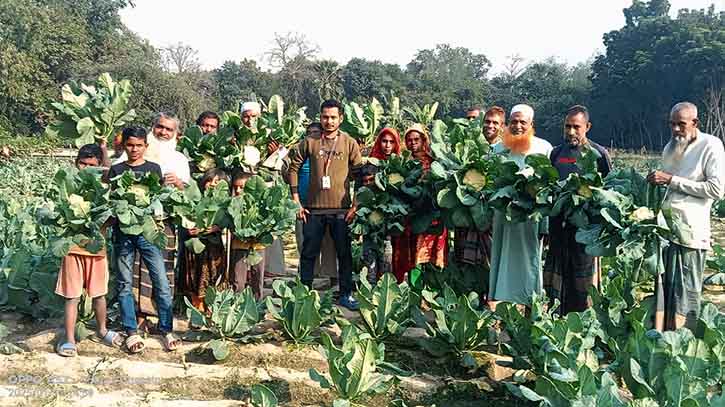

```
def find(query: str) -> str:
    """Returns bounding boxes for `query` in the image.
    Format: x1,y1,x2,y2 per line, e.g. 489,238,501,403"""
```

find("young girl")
56,144,122,357
182,168,228,312
228,170,266,299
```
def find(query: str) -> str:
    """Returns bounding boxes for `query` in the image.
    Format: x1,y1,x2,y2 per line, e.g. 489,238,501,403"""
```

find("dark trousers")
301,213,352,295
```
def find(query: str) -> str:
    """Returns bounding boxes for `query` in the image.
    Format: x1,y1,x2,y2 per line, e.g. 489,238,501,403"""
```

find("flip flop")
56,342,77,357
99,330,123,348
162,332,182,352
125,334,146,354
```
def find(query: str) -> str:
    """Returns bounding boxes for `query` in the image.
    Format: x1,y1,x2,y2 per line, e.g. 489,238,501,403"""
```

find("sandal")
56,342,77,357
99,330,123,348
125,334,146,354
162,332,182,352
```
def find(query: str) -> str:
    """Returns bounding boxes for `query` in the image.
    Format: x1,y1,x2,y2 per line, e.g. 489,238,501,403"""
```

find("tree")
162,42,201,74
490,58,592,144
590,0,725,148
313,60,343,103
213,60,273,112
341,58,407,103
405,44,492,118
265,32,320,70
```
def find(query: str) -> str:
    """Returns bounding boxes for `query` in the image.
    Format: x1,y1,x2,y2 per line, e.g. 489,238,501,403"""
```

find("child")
357,163,387,285
55,144,122,357
109,126,180,353
228,170,266,299
182,169,228,312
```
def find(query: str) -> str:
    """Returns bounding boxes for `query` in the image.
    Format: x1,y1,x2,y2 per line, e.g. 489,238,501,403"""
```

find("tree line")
0,0,722,150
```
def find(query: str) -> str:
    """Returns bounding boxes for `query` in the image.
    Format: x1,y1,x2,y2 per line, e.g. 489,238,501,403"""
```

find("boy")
109,126,180,353
55,144,122,357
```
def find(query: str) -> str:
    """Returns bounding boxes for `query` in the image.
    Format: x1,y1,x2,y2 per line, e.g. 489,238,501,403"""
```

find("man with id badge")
287,99,363,310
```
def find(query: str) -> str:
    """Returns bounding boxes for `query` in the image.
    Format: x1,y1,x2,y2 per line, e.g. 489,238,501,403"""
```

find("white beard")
145,133,177,164
663,133,693,169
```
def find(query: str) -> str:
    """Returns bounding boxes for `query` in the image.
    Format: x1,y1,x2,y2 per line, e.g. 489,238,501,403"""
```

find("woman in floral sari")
391,124,448,283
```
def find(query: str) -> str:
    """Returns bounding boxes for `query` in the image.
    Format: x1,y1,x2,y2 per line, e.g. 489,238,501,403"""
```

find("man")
483,106,506,145
453,106,507,297
648,101,725,331
241,101,261,128
544,105,612,314
287,99,362,310
466,106,482,121
489,104,553,307
292,122,338,285
196,111,220,135
108,127,180,352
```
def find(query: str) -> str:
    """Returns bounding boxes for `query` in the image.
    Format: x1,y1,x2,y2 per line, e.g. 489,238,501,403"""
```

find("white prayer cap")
241,101,261,114
510,104,534,121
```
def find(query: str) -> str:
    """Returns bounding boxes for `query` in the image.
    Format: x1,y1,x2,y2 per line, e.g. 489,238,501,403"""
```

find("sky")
120,0,724,74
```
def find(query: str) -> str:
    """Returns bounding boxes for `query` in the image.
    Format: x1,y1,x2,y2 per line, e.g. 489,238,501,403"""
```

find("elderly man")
488,104,553,307
544,105,612,314
648,101,725,331
241,101,261,128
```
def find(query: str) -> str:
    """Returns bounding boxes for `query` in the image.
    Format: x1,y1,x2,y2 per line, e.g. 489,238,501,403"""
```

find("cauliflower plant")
462,169,487,192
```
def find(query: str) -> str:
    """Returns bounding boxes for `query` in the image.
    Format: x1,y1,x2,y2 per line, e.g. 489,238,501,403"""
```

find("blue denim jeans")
300,213,353,296
114,228,173,335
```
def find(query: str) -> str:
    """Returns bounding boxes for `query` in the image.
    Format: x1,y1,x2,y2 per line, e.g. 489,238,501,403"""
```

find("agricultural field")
1,144,725,407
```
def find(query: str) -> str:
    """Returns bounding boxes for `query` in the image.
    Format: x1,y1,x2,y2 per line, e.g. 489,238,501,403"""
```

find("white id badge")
321,176,331,190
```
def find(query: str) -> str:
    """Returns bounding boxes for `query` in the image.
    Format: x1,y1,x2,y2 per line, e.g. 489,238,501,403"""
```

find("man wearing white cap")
239,101,287,278
488,104,553,307
241,102,261,129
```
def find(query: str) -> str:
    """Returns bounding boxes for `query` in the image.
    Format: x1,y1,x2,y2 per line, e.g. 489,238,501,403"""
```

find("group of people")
52,96,724,358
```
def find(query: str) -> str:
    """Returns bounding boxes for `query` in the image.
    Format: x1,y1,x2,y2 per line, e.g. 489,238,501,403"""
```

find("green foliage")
403,102,439,128
184,287,263,361
250,384,278,407
38,167,111,257
497,293,626,407
177,125,241,175
228,176,297,264
265,279,334,344
261,95,308,147
181,181,231,254
355,270,417,341
309,325,400,407
415,285,494,362
108,170,168,249
591,2,725,148
488,154,560,223
575,169,673,280
548,146,604,228
408,261,488,299
341,98,385,146
705,244,725,285
430,118,503,231
44,73,136,147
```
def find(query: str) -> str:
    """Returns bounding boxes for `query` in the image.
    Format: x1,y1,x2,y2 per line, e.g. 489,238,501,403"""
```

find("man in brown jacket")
287,99,362,310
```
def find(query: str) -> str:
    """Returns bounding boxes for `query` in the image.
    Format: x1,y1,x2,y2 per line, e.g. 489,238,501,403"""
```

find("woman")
181,169,228,312
370,127,401,160
391,124,448,283
361,128,402,284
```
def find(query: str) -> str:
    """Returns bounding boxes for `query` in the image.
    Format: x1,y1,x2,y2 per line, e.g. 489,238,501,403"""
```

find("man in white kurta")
648,102,725,331
489,104,553,306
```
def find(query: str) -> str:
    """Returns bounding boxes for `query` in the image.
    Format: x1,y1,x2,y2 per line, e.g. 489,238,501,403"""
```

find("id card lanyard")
322,134,339,190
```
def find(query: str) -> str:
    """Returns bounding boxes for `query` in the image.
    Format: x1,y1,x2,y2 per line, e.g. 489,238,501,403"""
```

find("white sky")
120,0,724,74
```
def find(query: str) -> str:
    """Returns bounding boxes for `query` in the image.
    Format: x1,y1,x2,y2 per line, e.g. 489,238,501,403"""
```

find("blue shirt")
298,159,311,205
